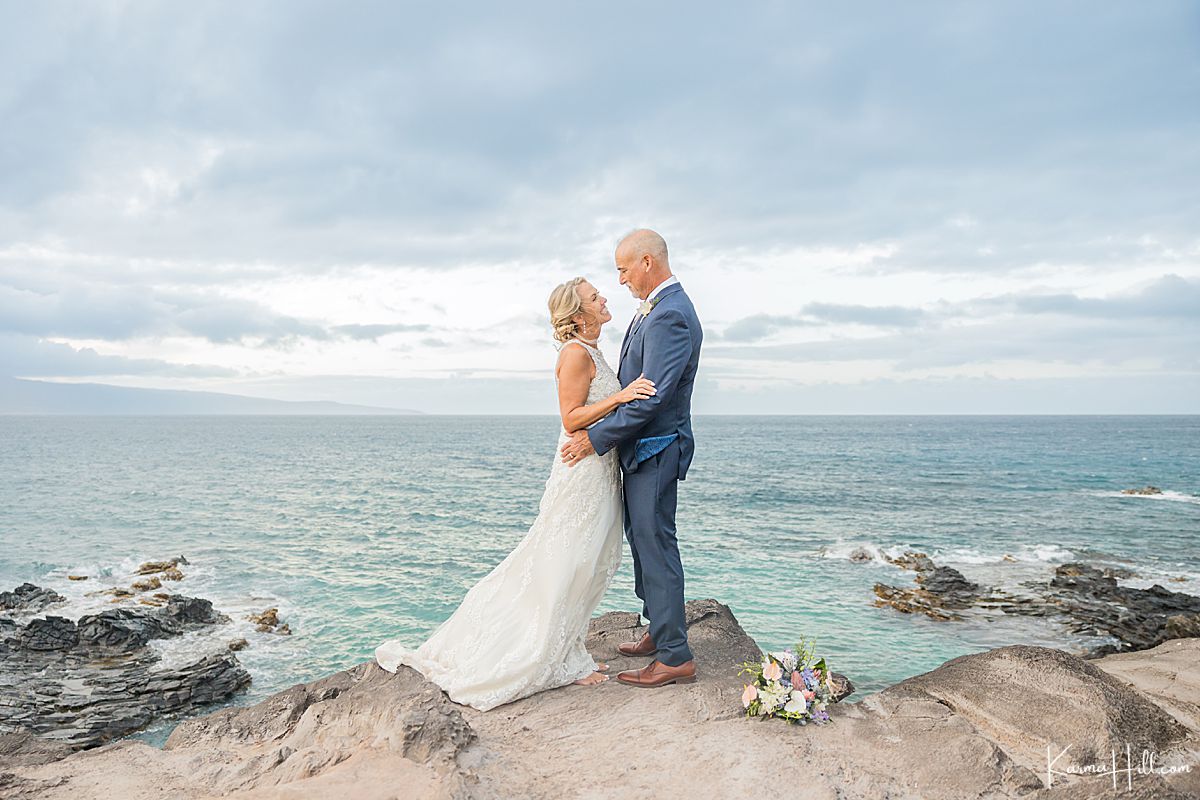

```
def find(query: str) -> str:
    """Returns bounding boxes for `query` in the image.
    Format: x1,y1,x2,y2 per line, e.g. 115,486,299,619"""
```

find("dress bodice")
556,339,622,407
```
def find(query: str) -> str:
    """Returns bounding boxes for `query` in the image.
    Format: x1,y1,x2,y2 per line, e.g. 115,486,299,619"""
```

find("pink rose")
791,670,802,686
763,661,783,682
803,690,815,700
741,683,758,708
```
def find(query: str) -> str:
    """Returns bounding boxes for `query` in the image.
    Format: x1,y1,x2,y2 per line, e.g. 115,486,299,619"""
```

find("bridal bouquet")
738,639,835,725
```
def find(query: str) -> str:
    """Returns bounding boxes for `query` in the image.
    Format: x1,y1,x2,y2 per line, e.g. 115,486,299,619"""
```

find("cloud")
709,275,1200,372
332,323,432,340
720,303,928,341
722,314,818,343
0,276,444,347
977,274,1200,320
0,4,1197,410
0,3,1195,274
0,280,329,344
0,334,237,379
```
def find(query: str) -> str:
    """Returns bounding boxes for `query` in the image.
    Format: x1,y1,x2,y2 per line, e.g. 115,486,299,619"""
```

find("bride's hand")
615,374,656,404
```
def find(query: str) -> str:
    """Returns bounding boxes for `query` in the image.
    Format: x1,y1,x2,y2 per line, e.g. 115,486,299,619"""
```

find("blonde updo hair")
548,276,588,343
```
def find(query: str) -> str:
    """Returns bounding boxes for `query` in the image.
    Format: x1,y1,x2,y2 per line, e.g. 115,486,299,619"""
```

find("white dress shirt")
633,275,679,327
646,275,679,303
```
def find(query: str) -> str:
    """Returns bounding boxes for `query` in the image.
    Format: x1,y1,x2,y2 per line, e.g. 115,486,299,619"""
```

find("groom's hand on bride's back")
560,429,595,466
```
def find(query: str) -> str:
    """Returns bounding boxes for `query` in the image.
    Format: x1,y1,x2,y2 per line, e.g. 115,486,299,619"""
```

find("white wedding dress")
375,339,625,711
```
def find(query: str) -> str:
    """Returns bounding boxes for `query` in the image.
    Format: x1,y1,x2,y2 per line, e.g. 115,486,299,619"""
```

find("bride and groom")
374,228,703,711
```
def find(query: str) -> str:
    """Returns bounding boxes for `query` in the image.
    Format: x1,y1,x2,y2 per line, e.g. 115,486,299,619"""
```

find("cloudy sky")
2,2,1197,413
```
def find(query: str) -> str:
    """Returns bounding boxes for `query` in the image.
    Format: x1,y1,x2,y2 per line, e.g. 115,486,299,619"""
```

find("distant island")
0,377,419,415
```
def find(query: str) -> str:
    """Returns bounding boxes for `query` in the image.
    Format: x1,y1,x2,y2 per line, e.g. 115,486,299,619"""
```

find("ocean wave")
1086,489,1200,505
819,538,1200,597
817,540,1077,566
939,544,1076,565
815,541,909,563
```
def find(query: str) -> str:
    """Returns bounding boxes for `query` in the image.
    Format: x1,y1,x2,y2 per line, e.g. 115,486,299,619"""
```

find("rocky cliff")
2,599,1198,799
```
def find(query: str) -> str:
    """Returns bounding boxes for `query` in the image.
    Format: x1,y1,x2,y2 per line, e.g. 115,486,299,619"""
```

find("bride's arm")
556,347,654,434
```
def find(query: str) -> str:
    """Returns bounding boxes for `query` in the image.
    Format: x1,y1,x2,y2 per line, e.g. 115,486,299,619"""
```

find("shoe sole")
616,674,698,687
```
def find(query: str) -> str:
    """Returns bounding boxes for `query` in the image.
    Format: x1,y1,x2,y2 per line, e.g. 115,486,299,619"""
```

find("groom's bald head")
615,228,672,300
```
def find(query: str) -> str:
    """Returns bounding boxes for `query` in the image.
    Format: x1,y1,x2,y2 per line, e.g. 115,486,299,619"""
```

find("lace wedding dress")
375,339,625,711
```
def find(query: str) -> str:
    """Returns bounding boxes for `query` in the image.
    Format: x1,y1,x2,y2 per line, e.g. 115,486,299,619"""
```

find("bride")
374,277,656,711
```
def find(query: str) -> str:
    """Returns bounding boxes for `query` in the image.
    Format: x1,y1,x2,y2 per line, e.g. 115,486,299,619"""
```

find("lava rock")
0,584,65,614
873,552,981,621
0,585,249,752
13,617,79,652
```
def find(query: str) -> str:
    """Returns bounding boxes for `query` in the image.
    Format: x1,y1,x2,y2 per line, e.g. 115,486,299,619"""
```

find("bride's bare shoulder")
555,341,596,377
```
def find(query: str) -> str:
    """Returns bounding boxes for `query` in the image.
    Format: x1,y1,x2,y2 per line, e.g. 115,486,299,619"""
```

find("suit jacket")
588,282,702,480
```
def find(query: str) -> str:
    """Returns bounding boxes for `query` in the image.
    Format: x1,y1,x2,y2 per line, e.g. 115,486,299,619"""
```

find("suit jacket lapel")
620,312,637,363
620,283,684,365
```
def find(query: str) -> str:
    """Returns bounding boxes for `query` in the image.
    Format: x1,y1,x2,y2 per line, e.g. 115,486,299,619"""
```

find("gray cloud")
333,323,432,340
722,314,818,343
0,334,237,379
0,280,328,344
976,274,1200,320
721,303,927,342
0,3,1195,275
0,3,1197,409
0,275,445,348
710,275,1200,371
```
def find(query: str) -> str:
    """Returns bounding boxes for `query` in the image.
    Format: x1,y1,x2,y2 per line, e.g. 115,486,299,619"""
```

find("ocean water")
2,415,1198,743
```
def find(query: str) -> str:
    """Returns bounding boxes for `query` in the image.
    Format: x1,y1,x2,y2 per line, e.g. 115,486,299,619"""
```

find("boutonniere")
637,297,661,316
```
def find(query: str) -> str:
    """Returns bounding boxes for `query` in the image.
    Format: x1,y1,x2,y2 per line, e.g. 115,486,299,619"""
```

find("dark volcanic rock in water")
872,551,1200,658
0,584,250,751
847,547,873,563
13,616,79,651
78,595,226,648
884,550,936,573
873,552,981,621
1047,562,1200,656
0,583,65,614
920,565,980,599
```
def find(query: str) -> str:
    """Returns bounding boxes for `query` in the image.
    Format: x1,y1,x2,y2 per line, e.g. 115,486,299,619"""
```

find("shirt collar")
645,275,679,303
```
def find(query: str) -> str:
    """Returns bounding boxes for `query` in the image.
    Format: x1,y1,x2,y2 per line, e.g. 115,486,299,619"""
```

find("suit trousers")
621,439,694,667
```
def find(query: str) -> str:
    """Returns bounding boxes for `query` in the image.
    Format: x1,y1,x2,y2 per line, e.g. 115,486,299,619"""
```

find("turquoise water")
2,415,1198,741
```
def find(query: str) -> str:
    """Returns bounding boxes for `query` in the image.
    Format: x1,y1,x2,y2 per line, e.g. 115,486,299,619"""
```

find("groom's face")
615,253,652,300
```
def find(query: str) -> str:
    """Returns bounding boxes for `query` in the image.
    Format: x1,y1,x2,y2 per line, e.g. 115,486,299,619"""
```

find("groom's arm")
586,308,693,457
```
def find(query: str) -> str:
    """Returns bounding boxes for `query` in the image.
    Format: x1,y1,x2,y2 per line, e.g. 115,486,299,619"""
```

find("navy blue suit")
588,281,701,667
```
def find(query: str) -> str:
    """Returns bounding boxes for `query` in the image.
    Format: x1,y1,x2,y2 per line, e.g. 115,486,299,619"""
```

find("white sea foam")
816,541,910,563
822,537,1200,600
1085,489,1200,505
819,540,1077,567
939,543,1078,565
30,555,298,680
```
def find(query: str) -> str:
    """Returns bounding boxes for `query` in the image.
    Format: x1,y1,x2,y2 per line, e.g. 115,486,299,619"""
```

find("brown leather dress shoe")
617,631,657,657
616,659,697,688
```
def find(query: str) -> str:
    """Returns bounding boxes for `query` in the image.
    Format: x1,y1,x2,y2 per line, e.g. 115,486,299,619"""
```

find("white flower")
637,300,654,316
784,690,808,715
758,688,784,711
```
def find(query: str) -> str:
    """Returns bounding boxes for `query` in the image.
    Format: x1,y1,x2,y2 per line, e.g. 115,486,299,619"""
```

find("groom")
560,228,702,688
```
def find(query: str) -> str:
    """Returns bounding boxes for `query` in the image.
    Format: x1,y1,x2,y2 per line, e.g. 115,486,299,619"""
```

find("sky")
1,2,1197,413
